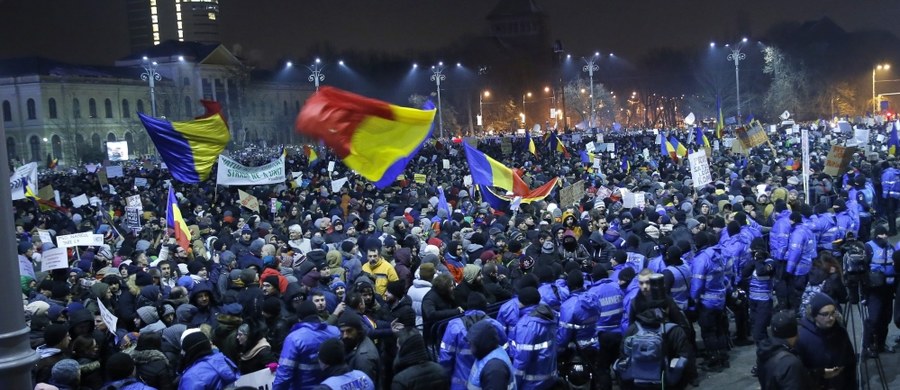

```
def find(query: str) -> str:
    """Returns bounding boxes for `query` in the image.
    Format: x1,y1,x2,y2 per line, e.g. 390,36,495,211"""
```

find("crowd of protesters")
18,119,900,389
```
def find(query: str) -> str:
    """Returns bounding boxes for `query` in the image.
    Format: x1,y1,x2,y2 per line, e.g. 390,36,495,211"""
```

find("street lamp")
873,63,891,112
522,92,532,127
304,58,325,91
726,42,747,123
479,91,490,131
582,53,600,128
140,57,161,117
430,63,446,138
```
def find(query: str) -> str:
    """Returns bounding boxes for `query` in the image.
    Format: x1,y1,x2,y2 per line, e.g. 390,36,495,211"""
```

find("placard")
688,150,712,188
134,178,148,188
327,161,335,172
106,141,129,161
735,124,769,149
463,175,472,187
586,141,596,153
234,368,275,389
38,230,52,244
126,195,142,208
559,180,584,208
330,177,348,193
442,159,450,169
40,247,68,272
238,189,260,213
106,165,124,178
56,232,104,248
823,145,858,176
596,186,612,200
71,194,89,208
414,174,427,184
89,196,102,207
97,300,118,337
125,207,142,233
854,129,870,146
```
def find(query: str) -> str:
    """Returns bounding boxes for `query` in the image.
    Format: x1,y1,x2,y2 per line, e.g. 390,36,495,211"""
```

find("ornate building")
0,41,311,166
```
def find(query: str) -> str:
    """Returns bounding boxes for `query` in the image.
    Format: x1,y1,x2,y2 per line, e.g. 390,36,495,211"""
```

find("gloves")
266,362,279,373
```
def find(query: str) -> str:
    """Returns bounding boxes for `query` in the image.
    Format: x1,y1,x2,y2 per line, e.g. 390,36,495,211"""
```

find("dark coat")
794,317,856,390
238,339,277,375
756,337,814,390
391,334,449,390
346,336,380,388
130,348,175,390
421,288,459,331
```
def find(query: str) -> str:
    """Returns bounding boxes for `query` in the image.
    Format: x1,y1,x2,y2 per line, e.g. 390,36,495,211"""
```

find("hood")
530,304,556,322
130,348,168,365
469,320,500,359
394,248,412,267
756,337,792,363
140,285,161,302
90,282,109,300
395,332,430,371
36,345,61,359
125,274,141,296
189,284,215,306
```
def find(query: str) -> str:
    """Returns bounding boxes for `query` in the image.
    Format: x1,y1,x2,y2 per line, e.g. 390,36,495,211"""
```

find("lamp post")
140,57,161,117
582,53,600,129
430,63,446,138
521,92,532,127
726,39,747,123
304,58,326,92
873,64,891,113
479,90,490,132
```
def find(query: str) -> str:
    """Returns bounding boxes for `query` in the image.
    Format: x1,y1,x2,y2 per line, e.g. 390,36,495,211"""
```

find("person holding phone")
794,293,856,389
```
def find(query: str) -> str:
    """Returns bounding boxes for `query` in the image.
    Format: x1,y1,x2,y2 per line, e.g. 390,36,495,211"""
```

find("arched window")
6,137,16,158
3,100,12,121
107,133,117,142
136,100,145,114
124,132,134,154
184,97,192,117
72,98,81,118
51,135,62,159
122,99,130,118
29,135,40,162
163,99,171,117
283,100,288,116
91,133,101,151
48,98,57,119
26,98,36,120
183,77,191,86
88,98,97,118
104,99,113,118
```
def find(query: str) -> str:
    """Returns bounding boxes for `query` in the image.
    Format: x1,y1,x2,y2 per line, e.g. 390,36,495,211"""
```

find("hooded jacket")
361,256,399,296
557,289,601,350
690,244,726,310
407,279,432,330
511,304,558,390
769,210,792,260
794,317,855,389
392,332,449,389
786,223,816,276
439,310,507,390
756,337,813,390
179,351,240,390
272,320,341,390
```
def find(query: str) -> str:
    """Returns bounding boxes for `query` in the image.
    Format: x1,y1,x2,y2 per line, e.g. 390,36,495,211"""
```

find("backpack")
616,322,678,385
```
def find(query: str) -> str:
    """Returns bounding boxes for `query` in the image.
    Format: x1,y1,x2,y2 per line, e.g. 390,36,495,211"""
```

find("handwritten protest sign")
40,247,68,272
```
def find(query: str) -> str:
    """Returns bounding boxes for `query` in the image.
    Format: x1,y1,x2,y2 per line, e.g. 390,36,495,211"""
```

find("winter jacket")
756,337,813,390
557,289,601,350
769,210,792,260
101,379,157,390
34,346,68,385
407,279,432,330
178,352,240,390
587,278,625,333
421,288,459,339
786,224,816,276
795,317,855,390
511,304,558,390
238,338,277,375
130,348,175,390
273,320,341,390
361,257,399,296
346,336,380,388
439,310,507,390
537,280,569,310
619,308,694,390
392,333,449,390
690,245,726,309
720,232,751,287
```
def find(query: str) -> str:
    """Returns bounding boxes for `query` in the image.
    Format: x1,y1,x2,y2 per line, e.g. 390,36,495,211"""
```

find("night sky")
1,0,898,68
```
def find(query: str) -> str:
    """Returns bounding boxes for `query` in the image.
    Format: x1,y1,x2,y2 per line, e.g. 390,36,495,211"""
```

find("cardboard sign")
735,124,769,149
126,195,142,208
327,161,335,172
442,159,450,169
586,142,596,153
56,232,104,248
688,150,712,188
414,174,427,184
97,300,118,337
823,145,857,176
234,368,275,389
125,207,142,232
38,230,52,244
238,189,260,213
559,180,584,208
40,247,68,272
463,175,472,187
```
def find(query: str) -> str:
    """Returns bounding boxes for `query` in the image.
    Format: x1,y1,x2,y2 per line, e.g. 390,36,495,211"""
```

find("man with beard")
337,312,380,388
454,264,495,308
361,239,399,297
422,274,463,343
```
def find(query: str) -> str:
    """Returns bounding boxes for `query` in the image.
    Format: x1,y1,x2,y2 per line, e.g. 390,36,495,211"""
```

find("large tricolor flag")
463,142,530,194
166,186,191,252
303,145,319,166
295,87,435,189
661,135,677,160
889,121,900,156
139,100,230,183
716,95,725,139
695,127,710,149
669,136,688,158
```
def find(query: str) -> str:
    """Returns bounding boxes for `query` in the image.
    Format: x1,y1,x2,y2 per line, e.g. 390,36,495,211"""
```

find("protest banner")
56,232,104,248
559,180,584,207
217,153,286,186
134,178,148,188
106,165,124,178
125,207,142,232
97,300,118,337
38,230,52,244
106,141,129,161
40,247,68,272
238,189,260,213
735,123,769,149
823,145,857,176
414,174,427,184
327,161,335,172
688,150,712,188
9,162,38,201
71,194,89,208
330,177,348,193
442,159,450,169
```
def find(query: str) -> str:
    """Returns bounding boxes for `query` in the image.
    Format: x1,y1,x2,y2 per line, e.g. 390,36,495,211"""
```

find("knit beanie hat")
808,293,835,318
137,306,159,325
240,268,258,285
386,280,406,298
518,287,541,306
51,359,81,386
318,338,345,366
462,264,481,284
105,352,135,381
44,324,69,347
180,329,212,356
261,296,282,317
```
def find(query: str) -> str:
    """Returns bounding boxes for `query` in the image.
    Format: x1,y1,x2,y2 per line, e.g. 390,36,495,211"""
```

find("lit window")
177,21,182,29
178,31,183,38
176,4,180,11
149,0,156,5
152,24,158,32
150,6,157,14
208,12,216,20
177,13,181,20
151,15,158,23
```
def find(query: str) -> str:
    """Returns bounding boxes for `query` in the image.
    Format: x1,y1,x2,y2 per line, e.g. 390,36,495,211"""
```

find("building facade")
0,42,311,167
126,0,221,53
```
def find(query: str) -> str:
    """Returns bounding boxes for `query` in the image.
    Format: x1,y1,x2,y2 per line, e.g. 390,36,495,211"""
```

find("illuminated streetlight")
140,59,161,116
430,63,447,138
726,41,747,122
873,63,892,112
582,53,600,128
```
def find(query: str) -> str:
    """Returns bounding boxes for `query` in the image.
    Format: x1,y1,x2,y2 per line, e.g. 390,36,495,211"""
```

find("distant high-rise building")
126,0,220,53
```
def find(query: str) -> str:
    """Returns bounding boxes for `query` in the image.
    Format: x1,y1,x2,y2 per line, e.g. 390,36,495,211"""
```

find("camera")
649,273,667,301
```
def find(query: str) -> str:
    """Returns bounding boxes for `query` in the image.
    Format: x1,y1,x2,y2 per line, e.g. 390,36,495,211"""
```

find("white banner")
40,247,68,272
56,232,104,248
106,165,124,178
134,177,148,188
126,195,142,208
9,162,38,201
216,153,286,186
97,300,118,337
331,177,348,193
107,141,129,161
688,150,712,188
71,194,89,208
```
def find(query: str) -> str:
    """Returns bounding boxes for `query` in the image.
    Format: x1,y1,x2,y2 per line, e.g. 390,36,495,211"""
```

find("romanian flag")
479,178,558,209
437,186,451,219
295,87,434,189
695,127,710,149
890,121,900,156
621,155,630,174
716,95,724,139
304,145,319,166
47,155,58,170
525,130,537,156
463,142,530,194
139,100,230,183
661,135,677,160
580,150,595,165
669,136,688,158
555,136,571,158
166,186,191,252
